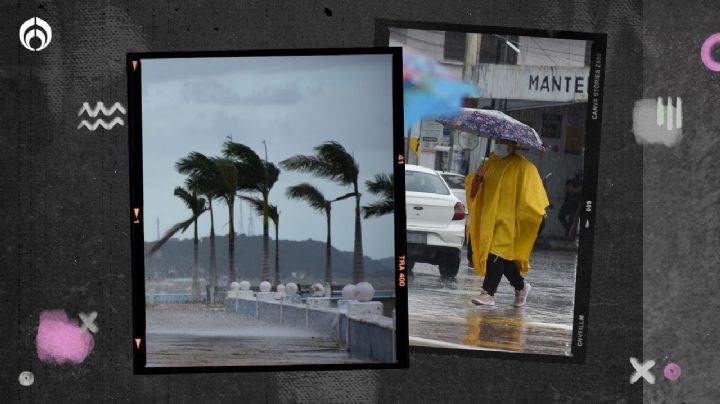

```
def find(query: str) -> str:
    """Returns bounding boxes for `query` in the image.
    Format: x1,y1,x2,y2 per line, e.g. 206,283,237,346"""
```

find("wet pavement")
409,247,577,356
145,305,374,367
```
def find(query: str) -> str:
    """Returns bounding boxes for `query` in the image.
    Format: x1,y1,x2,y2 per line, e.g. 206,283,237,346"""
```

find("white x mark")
630,357,655,384
79,311,98,333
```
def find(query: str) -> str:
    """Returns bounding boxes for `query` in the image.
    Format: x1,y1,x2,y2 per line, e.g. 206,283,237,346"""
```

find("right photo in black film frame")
376,20,606,363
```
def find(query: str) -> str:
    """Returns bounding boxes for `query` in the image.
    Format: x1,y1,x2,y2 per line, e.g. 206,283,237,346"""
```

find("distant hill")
145,234,395,288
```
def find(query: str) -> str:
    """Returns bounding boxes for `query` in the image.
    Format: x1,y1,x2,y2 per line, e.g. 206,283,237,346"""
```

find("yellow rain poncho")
465,153,549,277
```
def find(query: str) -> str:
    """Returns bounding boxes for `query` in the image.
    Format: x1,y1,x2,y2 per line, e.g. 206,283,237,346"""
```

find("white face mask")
494,144,512,158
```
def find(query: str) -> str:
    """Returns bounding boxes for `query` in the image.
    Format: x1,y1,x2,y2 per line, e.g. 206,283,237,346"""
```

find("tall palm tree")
281,141,365,283
176,152,223,290
223,140,280,283
147,186,206,300
211,157,240,285
240,197,281,284
286,183,355,285
363,173,394,218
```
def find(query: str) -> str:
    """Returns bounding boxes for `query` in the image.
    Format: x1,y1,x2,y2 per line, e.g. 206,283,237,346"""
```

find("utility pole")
453,33,482,173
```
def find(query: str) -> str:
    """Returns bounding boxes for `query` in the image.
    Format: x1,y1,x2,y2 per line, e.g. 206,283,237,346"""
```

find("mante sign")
472,64,590,102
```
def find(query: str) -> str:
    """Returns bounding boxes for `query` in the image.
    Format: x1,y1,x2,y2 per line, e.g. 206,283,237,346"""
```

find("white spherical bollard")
259,281,272,293
342,284,356,300
230,282,240,291
276,284,286,293
354,282,375,302
239,281,251,291
286,282,298,295
311,283,324,297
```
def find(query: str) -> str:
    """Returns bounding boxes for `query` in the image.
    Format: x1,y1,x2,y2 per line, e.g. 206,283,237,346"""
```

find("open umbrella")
437,108,549,151
402,47,480,133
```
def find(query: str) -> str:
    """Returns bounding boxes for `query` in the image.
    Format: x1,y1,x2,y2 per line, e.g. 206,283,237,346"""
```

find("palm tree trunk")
208,197,217,288
325,205,332,286
192,217,200,300
227,196,237,284
274,222,280,285
352,181,364,283
261,191,271,282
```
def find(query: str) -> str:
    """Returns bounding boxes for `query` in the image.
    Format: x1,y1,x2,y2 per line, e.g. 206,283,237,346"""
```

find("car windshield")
406,170,450,195
440,174,465,190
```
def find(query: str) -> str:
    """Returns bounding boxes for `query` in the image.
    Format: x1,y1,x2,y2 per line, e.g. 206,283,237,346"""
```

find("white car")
436,171,468,215
405,164,466,278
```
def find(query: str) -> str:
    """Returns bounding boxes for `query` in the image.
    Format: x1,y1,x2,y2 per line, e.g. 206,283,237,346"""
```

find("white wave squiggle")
77,117,125,131
78,102,126,117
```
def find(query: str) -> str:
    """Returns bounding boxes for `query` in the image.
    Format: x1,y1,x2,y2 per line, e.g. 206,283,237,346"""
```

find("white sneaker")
514,282,531,307
472,290,495,306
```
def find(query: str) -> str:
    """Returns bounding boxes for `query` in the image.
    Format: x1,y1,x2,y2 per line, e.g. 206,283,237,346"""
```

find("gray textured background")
643,1,720,403
0,1,651,402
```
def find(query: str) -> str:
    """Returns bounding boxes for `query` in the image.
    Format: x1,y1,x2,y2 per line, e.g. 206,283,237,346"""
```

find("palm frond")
331,191,357,202
286,183,328,212
224,141,281,193
212,158,239,201
366,173,394,200
222,140,264,167
280,141,358,186
147,215,196,256
362,200,394,219
238,195,264,216
176,152,224,198
267,204,278,226
174,187,206,214
238,195,278,226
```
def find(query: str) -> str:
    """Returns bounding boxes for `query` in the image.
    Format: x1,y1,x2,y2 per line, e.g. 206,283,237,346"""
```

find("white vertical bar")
666,96,673,130
676,97,683,129
657,97,664,127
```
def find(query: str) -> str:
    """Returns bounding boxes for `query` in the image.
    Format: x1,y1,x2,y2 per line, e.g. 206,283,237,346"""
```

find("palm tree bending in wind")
281,141,366,283
286,183,355,286
147,186,207,300
223,140,280,283
176,152,224,291
240,197,282,284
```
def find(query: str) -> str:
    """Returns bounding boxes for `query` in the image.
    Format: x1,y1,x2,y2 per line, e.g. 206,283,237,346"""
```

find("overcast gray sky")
141,54,395,260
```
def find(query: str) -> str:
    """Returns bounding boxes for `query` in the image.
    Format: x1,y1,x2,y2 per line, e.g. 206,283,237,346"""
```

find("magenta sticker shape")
36,310,94,364
701,33,720,72
664,362,682,381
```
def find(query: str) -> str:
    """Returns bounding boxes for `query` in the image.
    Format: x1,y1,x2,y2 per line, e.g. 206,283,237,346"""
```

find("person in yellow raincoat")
465,139,549,306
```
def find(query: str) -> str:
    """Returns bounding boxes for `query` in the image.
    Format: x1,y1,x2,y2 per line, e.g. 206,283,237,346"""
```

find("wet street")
409,247,577,356
145,305,373,367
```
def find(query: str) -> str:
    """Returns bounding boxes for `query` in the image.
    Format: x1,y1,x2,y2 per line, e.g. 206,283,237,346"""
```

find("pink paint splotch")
36,310,94,364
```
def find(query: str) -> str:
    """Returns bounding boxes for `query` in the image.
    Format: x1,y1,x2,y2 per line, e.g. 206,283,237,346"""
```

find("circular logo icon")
664,362,682,381
18,371,34,386
701,33,720,72
19,17,52,51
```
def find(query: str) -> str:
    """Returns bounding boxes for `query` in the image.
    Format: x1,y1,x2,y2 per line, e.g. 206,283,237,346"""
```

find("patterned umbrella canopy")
402,47,480,133
437,108,549,151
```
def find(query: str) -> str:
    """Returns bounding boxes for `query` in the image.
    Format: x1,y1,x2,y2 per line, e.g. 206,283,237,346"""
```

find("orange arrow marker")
134,338,141,348
133,208,140,223
132,60,138,71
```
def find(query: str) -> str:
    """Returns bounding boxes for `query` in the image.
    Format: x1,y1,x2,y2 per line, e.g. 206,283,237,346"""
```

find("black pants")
559,202,577,232
482,253,525,296
467,235,473,266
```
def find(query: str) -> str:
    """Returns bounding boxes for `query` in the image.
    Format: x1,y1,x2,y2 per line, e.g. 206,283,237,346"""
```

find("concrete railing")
224,293,395,363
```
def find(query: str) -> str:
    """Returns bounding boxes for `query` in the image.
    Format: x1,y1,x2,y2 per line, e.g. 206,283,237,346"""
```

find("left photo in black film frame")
127,47,408,374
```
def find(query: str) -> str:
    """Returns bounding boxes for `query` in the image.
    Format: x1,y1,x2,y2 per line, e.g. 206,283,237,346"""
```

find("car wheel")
407,259,415,278
438,250,460,279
